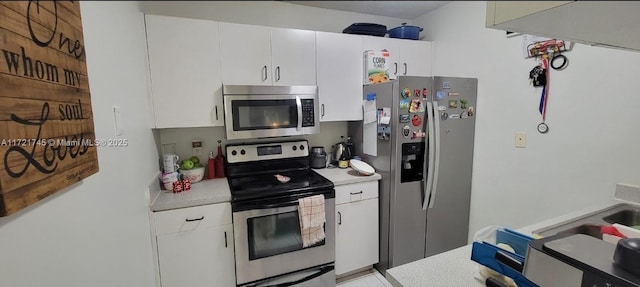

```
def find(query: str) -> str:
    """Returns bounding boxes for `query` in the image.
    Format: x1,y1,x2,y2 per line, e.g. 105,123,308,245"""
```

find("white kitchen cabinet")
316,32,364,122
363,36,432,78
145,15,224,128
270,27,316,86
335,181,379,276
219,22,316,86
486,1,640,52
154,203,235,287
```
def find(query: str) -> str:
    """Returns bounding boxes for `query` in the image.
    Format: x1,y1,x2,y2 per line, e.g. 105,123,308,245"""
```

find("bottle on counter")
214,140,226,178
208,151,216,179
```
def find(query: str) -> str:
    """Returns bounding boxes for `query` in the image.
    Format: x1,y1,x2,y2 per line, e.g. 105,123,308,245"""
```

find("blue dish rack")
470,226,539,287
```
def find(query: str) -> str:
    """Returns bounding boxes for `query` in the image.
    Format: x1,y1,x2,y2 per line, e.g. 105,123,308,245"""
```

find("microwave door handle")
296,96,302,132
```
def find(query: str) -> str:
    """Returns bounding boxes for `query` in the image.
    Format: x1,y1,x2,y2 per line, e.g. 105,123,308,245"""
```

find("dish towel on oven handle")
298,194,326,248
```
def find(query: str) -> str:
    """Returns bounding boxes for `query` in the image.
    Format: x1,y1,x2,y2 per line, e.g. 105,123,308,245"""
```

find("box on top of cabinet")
364,50,394,85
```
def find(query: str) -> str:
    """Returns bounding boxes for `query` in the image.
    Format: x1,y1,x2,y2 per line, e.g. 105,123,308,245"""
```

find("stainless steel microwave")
223,85,320,140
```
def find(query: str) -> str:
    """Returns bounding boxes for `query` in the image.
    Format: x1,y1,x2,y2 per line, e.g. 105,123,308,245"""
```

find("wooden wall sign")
0,1,98,216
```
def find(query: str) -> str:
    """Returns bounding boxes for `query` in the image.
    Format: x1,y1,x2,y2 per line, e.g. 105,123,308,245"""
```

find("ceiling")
283,1,450,20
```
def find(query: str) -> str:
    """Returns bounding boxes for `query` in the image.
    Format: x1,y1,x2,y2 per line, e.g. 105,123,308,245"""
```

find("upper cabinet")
486,1,640,52
219,22,316,86
363,37,432,78
316,32,364,122
145,15,224,128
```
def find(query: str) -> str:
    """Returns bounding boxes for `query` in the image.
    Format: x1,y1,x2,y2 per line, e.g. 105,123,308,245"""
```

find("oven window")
247,211,324,260
233,100,298,131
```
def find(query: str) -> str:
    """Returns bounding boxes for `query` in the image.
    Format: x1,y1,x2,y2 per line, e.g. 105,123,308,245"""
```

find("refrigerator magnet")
460,99,468,109
409,99,424,113
412,130,426,139
402,125,411,138
448,92,459,97
460,112,468,119
467,106,474,117
422,88,428,98
438,105,447,111
441,112,449,120
449,114,460,119
399,99,410,109
443,82,451,89
414,89,421,97
448,100,458,108
399,114,410,123
411,115,422,126
402,88,411,98
436,91,445,100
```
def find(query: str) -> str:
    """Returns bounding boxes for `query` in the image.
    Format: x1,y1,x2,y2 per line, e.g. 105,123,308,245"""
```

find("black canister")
310,146,327,169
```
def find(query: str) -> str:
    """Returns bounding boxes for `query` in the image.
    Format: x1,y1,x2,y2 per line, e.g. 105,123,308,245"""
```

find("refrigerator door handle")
422,101,436,210
428,100,442,209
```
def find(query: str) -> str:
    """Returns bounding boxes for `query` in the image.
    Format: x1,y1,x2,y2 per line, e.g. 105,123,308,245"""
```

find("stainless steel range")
226,140,336,287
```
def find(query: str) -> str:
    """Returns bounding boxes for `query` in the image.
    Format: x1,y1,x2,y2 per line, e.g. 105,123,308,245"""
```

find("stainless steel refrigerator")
349,76,477,272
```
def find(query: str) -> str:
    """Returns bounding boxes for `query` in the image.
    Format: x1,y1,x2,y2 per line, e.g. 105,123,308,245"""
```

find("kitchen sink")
602,209,640,227
534,203,640,238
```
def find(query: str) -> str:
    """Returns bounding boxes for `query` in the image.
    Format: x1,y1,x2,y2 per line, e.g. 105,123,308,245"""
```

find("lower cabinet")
335,181,379,276
153,203,235,287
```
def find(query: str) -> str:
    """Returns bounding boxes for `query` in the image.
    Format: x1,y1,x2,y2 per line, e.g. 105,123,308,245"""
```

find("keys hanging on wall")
529,65,546,87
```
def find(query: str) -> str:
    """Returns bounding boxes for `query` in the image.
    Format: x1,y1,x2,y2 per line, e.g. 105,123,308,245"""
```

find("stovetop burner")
228,169,333,202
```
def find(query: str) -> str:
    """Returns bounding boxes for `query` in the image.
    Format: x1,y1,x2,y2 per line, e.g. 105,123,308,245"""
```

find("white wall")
415,1,640,240
0,2,158,287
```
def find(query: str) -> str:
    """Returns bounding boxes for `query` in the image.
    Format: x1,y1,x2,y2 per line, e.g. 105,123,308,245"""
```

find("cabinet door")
219,22,272,85
316,32,364,122
271,28,316,86
335,198,379,276
398,40,432,77
157,224,235,287
362,36,400,79
145,15,223,128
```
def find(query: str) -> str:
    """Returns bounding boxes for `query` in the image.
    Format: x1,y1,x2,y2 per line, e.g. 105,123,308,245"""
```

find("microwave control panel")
301,99,315,127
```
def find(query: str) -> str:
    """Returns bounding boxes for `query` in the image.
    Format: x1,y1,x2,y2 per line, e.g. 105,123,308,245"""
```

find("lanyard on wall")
537,57,550,134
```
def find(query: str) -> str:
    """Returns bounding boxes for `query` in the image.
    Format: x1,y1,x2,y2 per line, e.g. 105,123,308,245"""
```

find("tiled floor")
336,269,394,287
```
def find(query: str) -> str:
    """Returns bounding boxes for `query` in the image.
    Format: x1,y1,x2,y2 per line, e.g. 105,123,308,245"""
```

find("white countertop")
313,167,381,186
385,200,635,287
150,178,231,211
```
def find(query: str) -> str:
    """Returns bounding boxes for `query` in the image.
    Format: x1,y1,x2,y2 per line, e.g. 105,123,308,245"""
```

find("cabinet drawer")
154,203,231,236
335,181,378,205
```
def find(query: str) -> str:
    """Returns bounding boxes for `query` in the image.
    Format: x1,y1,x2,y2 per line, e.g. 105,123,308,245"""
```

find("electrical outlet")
192,140,203,155
515,132,526,148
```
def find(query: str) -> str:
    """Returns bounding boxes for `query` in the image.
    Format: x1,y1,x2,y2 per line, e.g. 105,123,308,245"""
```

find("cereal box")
364,50,393,85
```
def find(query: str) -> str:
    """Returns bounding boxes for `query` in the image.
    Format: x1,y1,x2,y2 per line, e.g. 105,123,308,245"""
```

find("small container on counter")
208,151,216,179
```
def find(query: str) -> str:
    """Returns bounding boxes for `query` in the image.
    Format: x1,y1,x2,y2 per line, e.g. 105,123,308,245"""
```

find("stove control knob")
231,150,237,156
240,149,246,155
299,145,305,150
292,146,297,151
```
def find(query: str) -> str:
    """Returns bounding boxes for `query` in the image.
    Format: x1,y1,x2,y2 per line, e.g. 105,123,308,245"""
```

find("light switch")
113,106,123,136
515,132,526,148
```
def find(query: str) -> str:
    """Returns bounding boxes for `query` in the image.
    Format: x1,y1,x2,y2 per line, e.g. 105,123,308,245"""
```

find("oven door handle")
256,265,334,287
246,199,300,210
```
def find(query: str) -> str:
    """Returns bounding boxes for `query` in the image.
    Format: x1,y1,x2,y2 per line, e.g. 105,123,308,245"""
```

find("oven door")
223,94,319,140
233,194,335,285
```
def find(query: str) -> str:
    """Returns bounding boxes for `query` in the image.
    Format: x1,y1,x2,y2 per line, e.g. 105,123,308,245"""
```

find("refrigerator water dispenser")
401,142,425,183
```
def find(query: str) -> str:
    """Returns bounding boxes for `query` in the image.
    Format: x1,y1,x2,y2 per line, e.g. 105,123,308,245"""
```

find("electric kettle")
331,136,354,164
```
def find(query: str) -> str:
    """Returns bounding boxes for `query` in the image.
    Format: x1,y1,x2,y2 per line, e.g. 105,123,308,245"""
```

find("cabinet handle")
394,62,398,75
337,211,342,225
215,106,219,121
350,191,363,195
403,63,408,75
185,216,204,222
262,65,268,81
275,66,281,82
321,104,325,117
224,231,228,248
